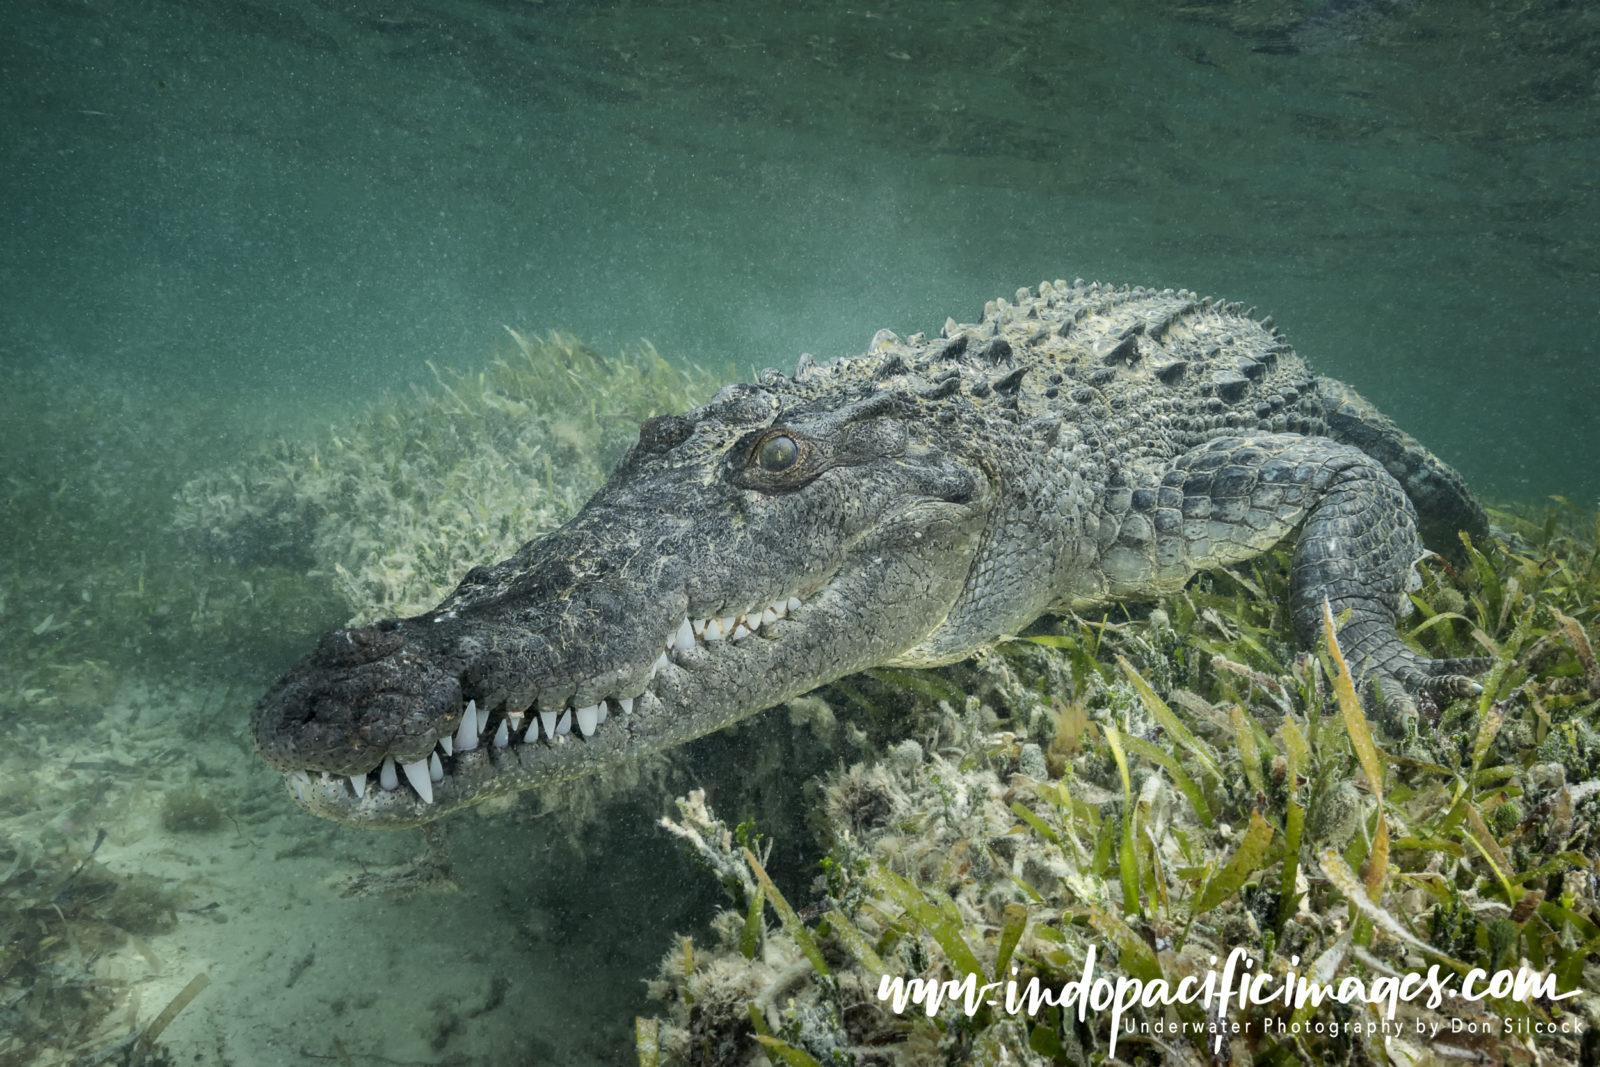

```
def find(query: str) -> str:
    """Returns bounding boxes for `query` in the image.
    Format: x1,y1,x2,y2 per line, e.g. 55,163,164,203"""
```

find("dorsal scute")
765,280,1303,424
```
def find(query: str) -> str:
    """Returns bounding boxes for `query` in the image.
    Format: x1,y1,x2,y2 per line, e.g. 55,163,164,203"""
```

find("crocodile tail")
1309,377,1489,565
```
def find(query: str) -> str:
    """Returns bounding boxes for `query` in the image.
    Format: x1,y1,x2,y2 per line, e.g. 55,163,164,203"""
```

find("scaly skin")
254,279,1488,826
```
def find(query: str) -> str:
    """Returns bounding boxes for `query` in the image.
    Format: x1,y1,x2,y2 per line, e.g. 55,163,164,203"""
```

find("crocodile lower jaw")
276,590,814,826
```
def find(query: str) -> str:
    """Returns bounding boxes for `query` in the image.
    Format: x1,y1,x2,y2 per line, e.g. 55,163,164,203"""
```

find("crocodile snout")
253,622,463,779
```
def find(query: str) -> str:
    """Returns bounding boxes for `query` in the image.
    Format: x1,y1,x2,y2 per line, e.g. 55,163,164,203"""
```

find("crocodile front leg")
1094,433,1484,709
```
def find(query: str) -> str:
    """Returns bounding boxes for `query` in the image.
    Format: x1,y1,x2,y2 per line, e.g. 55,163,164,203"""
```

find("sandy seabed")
3,677,702,1066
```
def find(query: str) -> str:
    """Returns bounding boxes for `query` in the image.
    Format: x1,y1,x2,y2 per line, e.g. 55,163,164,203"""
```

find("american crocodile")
254,279,1487,826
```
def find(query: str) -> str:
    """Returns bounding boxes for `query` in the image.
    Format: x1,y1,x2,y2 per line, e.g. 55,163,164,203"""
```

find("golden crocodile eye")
756,433,800,472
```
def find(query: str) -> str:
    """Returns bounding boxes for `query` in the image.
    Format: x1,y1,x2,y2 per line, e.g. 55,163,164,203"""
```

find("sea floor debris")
0,830,183,1066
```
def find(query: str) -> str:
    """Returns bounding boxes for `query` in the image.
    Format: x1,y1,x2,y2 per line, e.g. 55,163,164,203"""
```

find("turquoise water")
2,1,1597,1063
8,0,1598,499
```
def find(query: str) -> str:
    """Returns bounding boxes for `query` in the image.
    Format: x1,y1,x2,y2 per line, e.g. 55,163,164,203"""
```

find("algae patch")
157,790,225,834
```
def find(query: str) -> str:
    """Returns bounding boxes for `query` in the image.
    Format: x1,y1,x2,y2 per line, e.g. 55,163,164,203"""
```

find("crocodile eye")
755,434,800,472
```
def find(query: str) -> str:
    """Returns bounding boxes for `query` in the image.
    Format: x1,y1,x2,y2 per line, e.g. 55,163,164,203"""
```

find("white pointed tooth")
770,598,787,618
703,617,724,642
492,719,508,748
651,652,668,677
692,618,706,637
454,700,480,752
379,756,399,791
719,614,737,634
539,710,558,739
401,758,434,804
760,606,780,626
786,596,802,613
596,701,609,724
429,752,444,782
507,710,525,735
575,703,600,737
671,618,695,654
619,696,634,714
438,735,453,757
350,774,368,799
556,710,573,735
731,621,752,641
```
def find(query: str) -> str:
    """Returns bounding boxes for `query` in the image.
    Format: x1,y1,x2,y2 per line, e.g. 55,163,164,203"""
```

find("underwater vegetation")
156,790,226,835
0,365,346,700
172,330,720,625
2,332,717,709
0,830,193,1066
0,333,721,1065
639,504,1600,1065
6,330,1599,1063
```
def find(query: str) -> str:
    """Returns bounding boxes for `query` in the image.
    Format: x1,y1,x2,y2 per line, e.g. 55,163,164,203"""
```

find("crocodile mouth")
275,588,815,826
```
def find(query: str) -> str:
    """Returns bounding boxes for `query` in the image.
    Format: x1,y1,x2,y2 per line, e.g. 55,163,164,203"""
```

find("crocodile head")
253,380,994,825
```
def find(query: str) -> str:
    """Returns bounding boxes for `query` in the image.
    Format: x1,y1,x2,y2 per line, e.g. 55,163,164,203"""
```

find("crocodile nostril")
314,625,406,667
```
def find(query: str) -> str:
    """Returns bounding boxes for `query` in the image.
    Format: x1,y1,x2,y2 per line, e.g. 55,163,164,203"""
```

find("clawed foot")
1390,652,1490,696
1364,650,1491,726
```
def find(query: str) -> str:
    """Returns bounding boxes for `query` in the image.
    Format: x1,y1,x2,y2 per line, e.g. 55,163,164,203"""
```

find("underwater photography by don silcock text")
3,1,1598,1065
